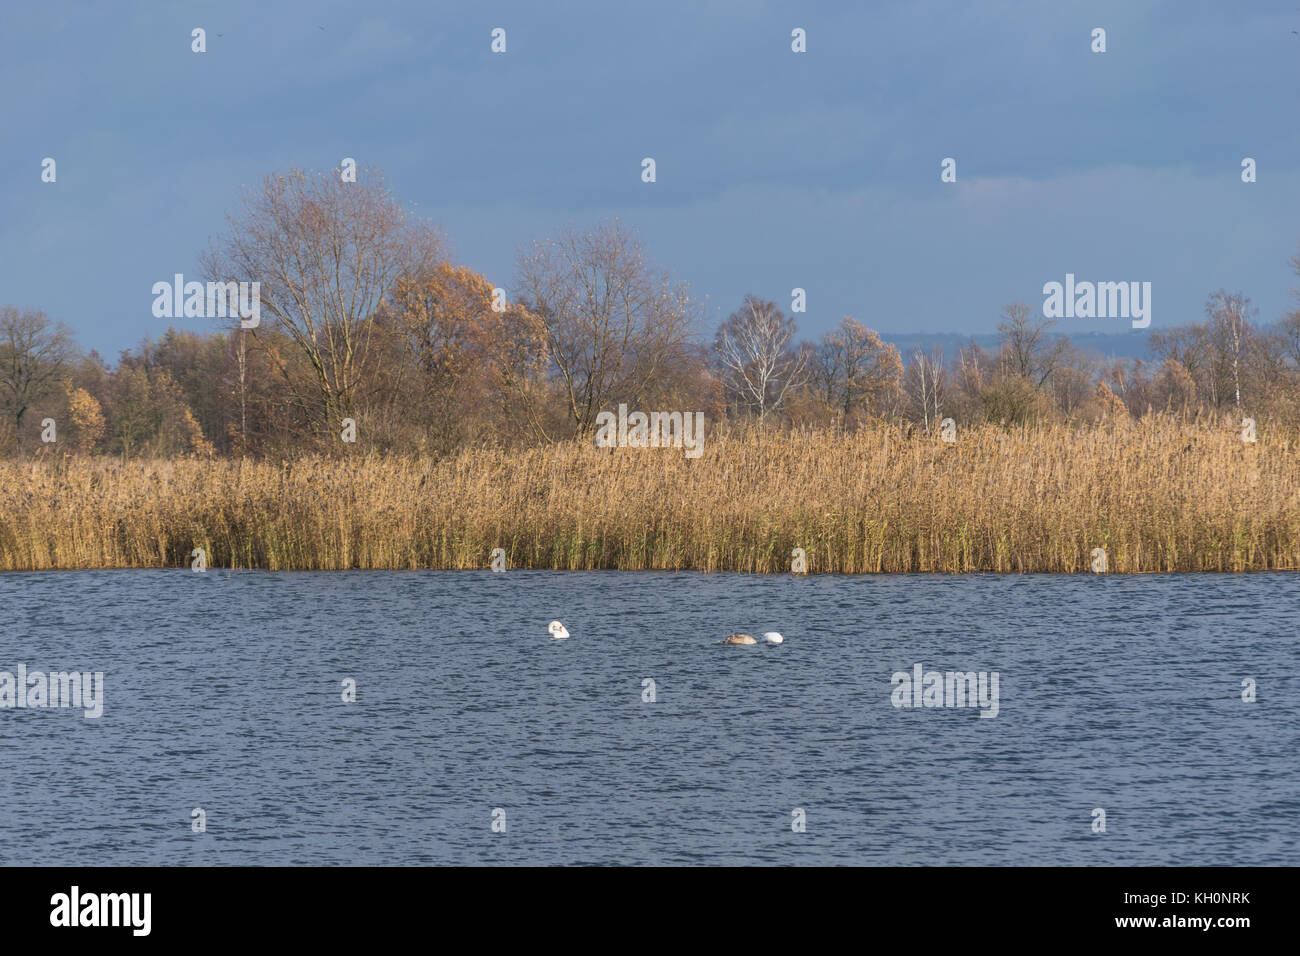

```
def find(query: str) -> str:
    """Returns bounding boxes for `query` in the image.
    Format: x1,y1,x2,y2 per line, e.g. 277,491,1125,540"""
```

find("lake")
0,570,1294,865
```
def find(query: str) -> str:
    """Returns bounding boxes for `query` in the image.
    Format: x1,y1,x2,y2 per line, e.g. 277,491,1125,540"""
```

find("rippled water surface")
0,570,1295,865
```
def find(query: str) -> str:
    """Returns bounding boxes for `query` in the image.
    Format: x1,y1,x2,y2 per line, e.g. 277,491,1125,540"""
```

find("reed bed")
1,417,1298,573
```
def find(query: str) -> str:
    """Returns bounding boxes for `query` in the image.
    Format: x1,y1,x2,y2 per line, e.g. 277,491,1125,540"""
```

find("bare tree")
202,167,445,437
1051,362,1095,417
1276,312,1300,370
1205,290,1256,410
1150,323,1212,404
0,307,76,447
514,220,698,437
1150,358,1198,413
713,295,808,424
998,302,1067,387
904,345,946,432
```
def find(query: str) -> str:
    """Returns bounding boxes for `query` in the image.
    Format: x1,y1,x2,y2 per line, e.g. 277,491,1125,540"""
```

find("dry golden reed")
1,416,1298,573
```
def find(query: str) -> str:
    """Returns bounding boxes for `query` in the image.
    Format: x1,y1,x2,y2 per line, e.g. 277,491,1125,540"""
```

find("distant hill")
883,331,1154,366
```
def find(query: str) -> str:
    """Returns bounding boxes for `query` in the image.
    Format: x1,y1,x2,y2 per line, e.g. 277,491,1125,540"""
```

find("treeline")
2,167,1299,458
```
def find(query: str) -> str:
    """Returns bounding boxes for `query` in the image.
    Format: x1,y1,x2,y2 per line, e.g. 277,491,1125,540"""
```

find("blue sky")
3,0,1299,357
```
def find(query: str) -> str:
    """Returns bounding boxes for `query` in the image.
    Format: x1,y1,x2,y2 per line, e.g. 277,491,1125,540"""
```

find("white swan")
548,620,570,640
718,631,785,645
